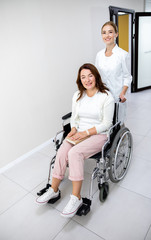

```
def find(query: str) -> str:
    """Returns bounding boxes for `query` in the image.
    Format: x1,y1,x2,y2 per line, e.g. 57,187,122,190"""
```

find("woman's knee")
68,147,84,162
57,140,71,157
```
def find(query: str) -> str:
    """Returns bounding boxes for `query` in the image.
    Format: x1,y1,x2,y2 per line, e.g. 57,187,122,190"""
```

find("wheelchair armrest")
53,130,64,142
62,112,72,120
108,121,121,136
101,121,121,159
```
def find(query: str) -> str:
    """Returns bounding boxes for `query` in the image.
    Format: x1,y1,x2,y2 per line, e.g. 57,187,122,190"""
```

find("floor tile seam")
118,185,151,201
0,192,29,216
73,218,106,240
0,191,62,217
29,178,48,193
2,173,31,192
51,218,72,240
2,173,49,193
144,224,151,240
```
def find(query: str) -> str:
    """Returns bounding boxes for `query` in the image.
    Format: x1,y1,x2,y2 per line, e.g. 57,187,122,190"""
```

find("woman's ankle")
51,186,58,193
72,193,81,200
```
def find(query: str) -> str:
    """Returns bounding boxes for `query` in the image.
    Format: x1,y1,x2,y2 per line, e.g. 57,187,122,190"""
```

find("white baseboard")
0,138,53,174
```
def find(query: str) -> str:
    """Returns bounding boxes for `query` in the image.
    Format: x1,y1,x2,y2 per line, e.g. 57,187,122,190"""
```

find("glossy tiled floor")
0,89,151,240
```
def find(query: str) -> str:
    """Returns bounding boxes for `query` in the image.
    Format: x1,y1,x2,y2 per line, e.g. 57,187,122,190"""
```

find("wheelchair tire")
99,182,109,202
109,127,133,183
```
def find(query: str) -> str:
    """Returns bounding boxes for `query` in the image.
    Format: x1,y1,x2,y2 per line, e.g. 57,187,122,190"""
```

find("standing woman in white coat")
95,21,132,125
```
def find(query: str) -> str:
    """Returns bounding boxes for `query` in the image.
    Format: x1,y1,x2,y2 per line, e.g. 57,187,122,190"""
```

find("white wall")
0,0,144,168
145,0,151,11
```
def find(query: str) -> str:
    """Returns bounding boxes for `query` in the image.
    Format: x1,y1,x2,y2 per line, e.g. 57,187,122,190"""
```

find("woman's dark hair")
76,63,109,101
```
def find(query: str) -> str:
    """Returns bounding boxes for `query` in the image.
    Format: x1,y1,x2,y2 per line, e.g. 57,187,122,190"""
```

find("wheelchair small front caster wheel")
99,182,109,202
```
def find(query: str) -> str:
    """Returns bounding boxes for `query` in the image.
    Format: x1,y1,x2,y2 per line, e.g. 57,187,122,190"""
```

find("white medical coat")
95,44,132,124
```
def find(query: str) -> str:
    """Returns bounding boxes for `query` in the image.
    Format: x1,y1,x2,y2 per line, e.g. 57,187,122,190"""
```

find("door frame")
109,6,135,92
134,12,151,91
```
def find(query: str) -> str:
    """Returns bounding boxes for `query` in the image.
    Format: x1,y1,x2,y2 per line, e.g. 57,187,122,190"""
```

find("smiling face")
80,69,96,91
101,24,118,46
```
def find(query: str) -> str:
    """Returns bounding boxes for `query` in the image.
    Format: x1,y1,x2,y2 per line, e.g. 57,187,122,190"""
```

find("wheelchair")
37,102,133,216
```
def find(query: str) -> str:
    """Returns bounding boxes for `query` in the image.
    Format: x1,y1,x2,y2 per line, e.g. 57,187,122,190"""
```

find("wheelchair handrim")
114,130,133,181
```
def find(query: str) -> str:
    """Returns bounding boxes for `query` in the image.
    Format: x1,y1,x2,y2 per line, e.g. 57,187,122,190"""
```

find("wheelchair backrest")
63,123,71,139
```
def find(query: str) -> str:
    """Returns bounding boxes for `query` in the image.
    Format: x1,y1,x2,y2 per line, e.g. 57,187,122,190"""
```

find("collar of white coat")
104,44,118,54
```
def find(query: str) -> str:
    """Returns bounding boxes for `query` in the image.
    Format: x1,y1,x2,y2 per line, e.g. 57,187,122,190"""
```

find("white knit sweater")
70,90,114,134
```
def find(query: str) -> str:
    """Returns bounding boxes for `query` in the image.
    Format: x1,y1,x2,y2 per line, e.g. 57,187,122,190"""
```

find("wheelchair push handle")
118,96,127,103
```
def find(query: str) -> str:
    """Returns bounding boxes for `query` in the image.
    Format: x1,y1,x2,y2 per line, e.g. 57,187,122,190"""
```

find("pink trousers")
52,134,107,181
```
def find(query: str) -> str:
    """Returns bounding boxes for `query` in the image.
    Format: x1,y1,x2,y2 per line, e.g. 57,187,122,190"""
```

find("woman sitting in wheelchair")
36,63,114,218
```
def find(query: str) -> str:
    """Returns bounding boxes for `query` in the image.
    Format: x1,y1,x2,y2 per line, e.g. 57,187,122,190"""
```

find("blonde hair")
101,21,118,34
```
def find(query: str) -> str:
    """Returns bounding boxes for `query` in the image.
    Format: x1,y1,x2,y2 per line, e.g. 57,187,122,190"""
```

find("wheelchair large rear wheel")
109,127,133,183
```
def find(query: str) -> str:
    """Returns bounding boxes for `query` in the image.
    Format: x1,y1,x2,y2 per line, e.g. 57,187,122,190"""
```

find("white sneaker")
36,187,59,204
61,195,82,218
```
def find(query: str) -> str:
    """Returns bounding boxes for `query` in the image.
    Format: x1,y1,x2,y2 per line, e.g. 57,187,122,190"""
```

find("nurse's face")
80,69,96,91
101,24,118,46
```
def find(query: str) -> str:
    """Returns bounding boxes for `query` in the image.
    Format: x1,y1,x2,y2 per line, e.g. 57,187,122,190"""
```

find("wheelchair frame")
37,102,133,216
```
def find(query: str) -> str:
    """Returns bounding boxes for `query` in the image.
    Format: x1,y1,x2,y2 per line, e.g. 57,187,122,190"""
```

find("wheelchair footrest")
76,198,91,216
37,183,51,196
47,190,61,204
